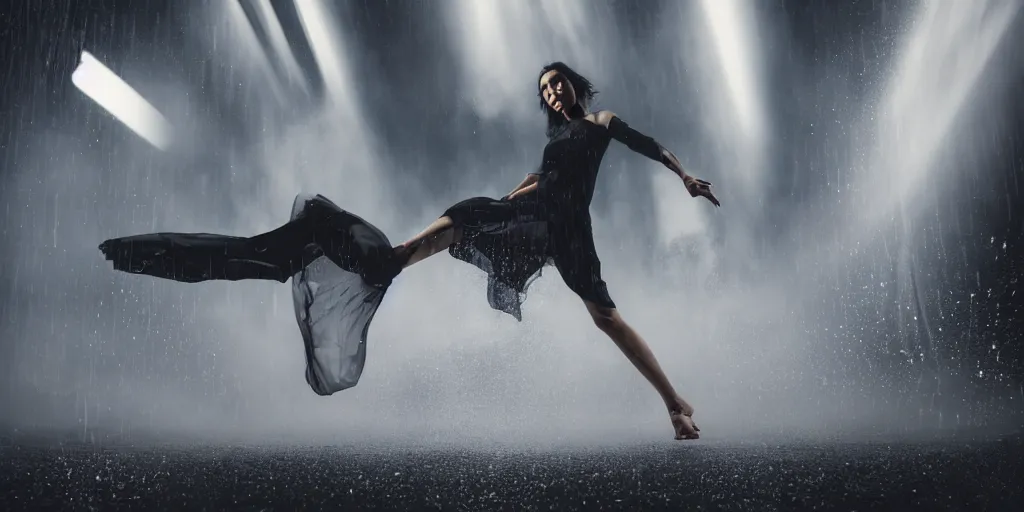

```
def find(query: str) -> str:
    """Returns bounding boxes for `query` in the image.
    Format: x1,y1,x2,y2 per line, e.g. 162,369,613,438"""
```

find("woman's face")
539,70,576,115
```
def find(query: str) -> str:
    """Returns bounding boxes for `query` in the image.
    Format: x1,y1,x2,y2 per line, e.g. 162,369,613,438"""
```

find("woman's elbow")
638,143,667,164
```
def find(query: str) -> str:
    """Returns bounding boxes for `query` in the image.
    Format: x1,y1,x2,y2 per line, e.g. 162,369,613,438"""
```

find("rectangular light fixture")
71,50,174,151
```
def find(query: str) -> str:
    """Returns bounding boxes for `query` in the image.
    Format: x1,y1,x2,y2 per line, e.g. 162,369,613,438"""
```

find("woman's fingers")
684,177,720,206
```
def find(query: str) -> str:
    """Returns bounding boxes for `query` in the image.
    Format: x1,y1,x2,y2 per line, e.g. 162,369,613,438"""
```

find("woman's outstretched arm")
594,110,720,207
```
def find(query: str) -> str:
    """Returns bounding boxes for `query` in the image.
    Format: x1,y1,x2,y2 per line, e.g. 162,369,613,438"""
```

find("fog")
1,0,1022,447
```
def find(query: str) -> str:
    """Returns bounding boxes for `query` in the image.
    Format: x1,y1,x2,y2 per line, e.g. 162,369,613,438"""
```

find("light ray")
444,0,603,120
224,0,287,104
71,51,175,151
293,0,357,111
700,0,765,145
251,0,311,96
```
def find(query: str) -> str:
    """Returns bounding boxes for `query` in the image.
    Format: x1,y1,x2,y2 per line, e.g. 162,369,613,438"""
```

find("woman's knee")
586,302,621,332
426,224,460,251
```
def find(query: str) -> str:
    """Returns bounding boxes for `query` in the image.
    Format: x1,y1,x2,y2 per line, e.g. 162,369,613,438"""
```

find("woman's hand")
683,175,720,207
505,174,540,201
506,182,539,200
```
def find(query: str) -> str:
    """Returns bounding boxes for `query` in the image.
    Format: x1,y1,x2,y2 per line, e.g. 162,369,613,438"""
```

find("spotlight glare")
71,50,174,151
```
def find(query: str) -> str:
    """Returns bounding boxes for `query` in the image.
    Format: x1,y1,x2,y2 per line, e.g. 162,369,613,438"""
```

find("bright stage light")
71,50,174,151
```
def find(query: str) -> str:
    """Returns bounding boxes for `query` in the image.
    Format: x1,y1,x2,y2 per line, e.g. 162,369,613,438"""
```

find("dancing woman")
100,62,720,440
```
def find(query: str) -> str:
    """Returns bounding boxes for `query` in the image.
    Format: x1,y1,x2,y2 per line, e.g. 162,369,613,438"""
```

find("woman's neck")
563,103,587,121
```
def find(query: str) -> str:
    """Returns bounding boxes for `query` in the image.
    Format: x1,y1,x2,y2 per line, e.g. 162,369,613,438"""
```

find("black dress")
443,117,618,320
99,116,661,395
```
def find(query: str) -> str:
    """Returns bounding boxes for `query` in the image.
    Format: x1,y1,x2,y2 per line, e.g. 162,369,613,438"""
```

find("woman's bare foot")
669,398,699,440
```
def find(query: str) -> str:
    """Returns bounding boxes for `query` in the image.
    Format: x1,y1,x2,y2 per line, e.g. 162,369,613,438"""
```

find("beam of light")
293,0,358,112
71,51,175,151
251,0,311,96
873,0,1019,369
175,0,396,437
784,0,1020,277
697,0,769,207
699,0,766,145
279,0,378,203
224,0,287,105
864,0,1020,231
659,1,769,255
445,0,604,120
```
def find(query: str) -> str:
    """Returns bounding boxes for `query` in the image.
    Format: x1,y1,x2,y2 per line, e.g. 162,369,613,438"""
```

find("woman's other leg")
583,301,699,440
552,219,699,440
396,196,527,269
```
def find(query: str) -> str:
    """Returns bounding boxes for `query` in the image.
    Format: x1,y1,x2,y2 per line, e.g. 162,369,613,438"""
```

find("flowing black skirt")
99,194,399,396
443,195,615,320
99,193,614,395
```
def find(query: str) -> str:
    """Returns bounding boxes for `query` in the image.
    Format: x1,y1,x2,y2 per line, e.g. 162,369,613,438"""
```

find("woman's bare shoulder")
584,110,618,128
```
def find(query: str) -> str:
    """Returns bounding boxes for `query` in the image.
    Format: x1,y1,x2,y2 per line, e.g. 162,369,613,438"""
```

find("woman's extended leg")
396,195,528,269
584,301,700,440
394,216,463,268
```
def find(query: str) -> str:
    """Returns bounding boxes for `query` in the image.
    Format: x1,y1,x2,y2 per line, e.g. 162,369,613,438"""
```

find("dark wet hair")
537,62,597,138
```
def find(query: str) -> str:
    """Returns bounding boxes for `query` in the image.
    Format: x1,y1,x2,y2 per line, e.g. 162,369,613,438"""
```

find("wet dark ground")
2,436,1022,511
